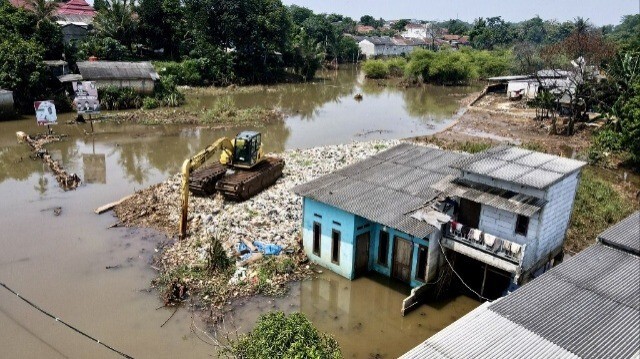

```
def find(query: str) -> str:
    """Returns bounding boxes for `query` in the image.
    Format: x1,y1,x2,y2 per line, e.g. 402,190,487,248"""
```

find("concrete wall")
61,25,88,44
302,197,356,279
95,79,155,95
535,172,580,262
359,41,375,58
0,91,14,118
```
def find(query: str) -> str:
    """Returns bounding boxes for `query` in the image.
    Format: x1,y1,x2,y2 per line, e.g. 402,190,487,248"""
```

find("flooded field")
0,68,479,358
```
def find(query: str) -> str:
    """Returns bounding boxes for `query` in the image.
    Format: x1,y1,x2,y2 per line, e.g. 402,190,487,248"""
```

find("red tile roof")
56,0,95,16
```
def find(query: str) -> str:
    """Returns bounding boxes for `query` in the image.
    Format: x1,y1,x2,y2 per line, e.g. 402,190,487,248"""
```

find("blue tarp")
236,240,282,256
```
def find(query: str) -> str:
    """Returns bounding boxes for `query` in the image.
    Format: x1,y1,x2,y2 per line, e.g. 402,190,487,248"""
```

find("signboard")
73,81,100,114
34,100,57,125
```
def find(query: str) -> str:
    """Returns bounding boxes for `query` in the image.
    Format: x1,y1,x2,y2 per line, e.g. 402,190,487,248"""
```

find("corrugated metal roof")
293,143,466,238
77,61,159,80
401,303,580,359
402,243,640,358
490,244,640,359
598,211,640,255
432,176,546,216
450,145,586,190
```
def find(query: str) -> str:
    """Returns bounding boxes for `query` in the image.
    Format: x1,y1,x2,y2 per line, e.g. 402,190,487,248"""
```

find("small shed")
0,89,15,118
76,61,160,94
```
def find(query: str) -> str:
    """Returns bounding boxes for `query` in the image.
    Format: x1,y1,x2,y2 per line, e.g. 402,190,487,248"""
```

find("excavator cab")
232,131,263,169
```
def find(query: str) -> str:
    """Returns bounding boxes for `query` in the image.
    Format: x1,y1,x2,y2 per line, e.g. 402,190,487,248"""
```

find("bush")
153,76,185,107
77,36,128,61
100,86,141,110
225,311,342,359
142,97,159,109
428,51,474,85
385,57,407,77
362,59,389,79
404,49,436,81
155,53,235,87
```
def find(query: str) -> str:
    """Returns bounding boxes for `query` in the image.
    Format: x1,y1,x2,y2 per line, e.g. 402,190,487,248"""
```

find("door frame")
354,232,370,277
392,236,413,283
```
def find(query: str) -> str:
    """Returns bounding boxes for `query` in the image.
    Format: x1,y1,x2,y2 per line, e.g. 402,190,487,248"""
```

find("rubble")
114,139,401,318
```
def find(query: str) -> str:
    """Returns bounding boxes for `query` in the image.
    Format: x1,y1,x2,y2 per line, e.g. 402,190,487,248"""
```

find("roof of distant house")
56,0,95,16
450,145,586,190
356,25,375,33
598,211,640,255
401,211,640,358
361,36,394,46
9,0,33,10
294,143,466,239
76,61,160,81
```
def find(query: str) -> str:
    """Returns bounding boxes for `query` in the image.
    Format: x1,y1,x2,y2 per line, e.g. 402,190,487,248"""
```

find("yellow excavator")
179,131,284,238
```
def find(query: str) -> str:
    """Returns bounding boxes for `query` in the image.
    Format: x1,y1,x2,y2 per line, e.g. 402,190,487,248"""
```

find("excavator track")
189,163,227,196
215,157,285,201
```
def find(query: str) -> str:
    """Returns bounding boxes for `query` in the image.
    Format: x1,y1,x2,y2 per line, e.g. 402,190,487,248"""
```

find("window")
516,215,529,236
378,230,389,266
331,230,341,264
416,245,428,282
313,222,321,256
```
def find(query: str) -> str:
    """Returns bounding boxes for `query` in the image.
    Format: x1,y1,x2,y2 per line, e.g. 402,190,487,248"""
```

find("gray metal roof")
432,176,546,217
450,145,586,190
402,243,640,359
57,74,83,83
598,211,640,255
293,143,466,238
77,61,160,81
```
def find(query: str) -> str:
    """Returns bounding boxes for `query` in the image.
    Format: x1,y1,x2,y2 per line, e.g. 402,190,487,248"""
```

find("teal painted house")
293,143,465,287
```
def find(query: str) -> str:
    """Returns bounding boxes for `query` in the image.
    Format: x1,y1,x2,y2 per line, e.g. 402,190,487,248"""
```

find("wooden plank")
95,195,134,214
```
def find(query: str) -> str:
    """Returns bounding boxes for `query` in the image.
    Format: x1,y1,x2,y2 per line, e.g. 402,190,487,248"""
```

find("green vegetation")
364,48,512,85
201,97,279,125
224,311,342,359
565,168,635,253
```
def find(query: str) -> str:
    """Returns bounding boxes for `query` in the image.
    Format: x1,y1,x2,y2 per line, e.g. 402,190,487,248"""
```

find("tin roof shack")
401,211,640,359
437,146,586,289
294,143,585,313
76,61,160,95
0,90,15,118
294,143,466,288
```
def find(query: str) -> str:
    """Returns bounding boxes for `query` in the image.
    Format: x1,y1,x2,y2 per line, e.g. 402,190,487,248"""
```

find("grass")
565,167,636,253
201,97,280,125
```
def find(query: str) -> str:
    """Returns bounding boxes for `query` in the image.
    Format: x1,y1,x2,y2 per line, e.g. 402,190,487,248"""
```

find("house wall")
477,204,542,269
61,25,88,44
358,41,375,58
94,79,155,95
302,198,357,279
535,172,580,262
0,91,14,117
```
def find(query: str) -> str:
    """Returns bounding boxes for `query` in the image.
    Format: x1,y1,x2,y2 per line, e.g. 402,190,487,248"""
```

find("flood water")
0,67,479,358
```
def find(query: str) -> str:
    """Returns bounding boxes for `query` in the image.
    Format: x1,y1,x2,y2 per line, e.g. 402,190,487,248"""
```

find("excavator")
179,131,285,238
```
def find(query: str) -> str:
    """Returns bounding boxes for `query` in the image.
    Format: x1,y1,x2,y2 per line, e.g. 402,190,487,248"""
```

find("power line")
437,239,492,302
0,281,134,359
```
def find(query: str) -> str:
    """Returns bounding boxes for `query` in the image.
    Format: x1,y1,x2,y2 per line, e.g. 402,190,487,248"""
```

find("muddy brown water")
0,68,479,358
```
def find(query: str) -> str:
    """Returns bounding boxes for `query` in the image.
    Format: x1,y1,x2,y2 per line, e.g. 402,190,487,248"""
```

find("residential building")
293,143,585,307
76,61,160,94
358,37,425,58
356,25,375,34
401,211,640,358
401,23,432,39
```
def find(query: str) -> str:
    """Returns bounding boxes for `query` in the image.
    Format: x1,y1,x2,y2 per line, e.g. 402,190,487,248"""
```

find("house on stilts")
293,143,586,313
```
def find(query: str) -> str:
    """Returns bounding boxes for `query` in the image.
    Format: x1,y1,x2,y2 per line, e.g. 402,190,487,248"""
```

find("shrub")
142,97,159,109
225,311,342,359
100,86,141,110
404,49,436,81
385,57,407,77
362,59,389,79
153,76,185,107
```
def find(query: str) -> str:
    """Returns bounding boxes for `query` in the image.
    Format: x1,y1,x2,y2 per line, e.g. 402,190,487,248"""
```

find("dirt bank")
113,140,400,320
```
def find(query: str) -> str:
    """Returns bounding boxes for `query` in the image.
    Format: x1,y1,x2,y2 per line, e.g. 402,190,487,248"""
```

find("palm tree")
30,0,58,25
93,0,138,52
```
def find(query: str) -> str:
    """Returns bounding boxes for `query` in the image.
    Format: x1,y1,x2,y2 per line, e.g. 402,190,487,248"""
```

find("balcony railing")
444,221,525,265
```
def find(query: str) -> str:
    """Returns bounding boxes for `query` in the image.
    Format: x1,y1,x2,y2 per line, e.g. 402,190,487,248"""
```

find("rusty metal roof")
402,242,640,358
451,145,586,190
432,176,546,217
293,143,467,238
598,211,640,255
77,61,159,81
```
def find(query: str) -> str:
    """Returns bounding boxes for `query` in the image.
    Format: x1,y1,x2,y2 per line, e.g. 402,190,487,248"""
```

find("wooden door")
355,232,370,277
392,237,413,283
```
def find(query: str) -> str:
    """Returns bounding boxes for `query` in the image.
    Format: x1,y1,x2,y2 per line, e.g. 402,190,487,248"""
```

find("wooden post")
90,114,94,133
480,263,488,298
179,158,191,240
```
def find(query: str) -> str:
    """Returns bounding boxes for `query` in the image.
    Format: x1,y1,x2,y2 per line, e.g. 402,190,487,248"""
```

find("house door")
392,237,413,283
354,232,370,277
459,198,481,228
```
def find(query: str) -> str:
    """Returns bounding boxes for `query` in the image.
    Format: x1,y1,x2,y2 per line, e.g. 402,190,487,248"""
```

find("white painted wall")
358,40,375,58
535,172,580,261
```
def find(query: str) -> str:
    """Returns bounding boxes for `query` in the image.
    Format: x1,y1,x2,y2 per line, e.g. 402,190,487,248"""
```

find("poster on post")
73,81,100,114
34,100,57,125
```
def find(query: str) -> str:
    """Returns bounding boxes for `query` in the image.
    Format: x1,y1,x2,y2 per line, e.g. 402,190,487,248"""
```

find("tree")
518,16,546,44
224,312,342,359
289,27,323,80
33,19,64,59
469,16,515,50
360,15,376,27
93,0,138,53
609,14,640,50
440,19,471,35
392,19,409,32
288,4,313,25
29,0,57,24
0,36,47,110
137,0,184,59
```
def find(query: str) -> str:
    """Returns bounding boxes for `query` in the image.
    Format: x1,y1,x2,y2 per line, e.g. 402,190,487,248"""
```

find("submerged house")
293,143,585,309
76,61,160,94
401,211,640,358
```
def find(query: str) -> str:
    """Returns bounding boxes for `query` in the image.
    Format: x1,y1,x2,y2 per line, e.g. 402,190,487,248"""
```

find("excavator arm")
179,137,234,239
